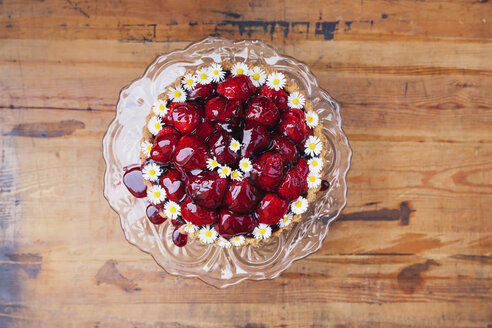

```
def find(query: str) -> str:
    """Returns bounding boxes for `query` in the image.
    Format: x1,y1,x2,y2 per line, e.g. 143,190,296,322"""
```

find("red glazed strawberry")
224,179,261,214
168,102,202,135
254,152,284,191
172,135,209,172
192,121,216,142
256,193,290,225
260,85,289,110
207,130,241,166
186,171,229,210
246,96,280,129
187,83,216,100
277,108,309,146
159,169,186,202
172,227,188,247
216,208,258,239
151,126,181,164
204,96,228,121
271,134,297,164
217,75,256,102
241,121,270,158
205,97,244,126
180,196,218,225
146,204,166,224
277,168,302,201
296,157,309,194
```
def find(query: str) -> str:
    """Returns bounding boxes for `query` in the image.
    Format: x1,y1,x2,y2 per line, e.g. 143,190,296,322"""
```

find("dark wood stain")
338,201,414,225
450,254,492,265
6,120,85,138
95,260,141,293
315,21,339,40
5,253,42,278
397,259,440,294
65,0,90,18
211,10,242,19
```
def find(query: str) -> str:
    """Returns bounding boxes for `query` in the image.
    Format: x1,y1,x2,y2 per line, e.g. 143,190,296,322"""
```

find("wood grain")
1,0,491,327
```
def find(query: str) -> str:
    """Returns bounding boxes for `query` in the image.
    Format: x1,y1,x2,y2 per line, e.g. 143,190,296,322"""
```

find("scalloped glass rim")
102,36,352,288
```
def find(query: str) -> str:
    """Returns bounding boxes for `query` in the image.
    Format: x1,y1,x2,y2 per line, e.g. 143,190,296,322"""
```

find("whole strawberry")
180,196,218,226
217,75,256,102
256,193,290,225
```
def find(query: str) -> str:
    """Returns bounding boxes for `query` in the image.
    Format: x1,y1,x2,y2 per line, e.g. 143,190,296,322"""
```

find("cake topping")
196,67,213,85
164,201,181,220
230,235,245,246
305,111,319,128
206,157,219,171
181,73,197,91
239,158,252,173
141,140,152,157
147,185,166,204
148,116,163,136
288,91,306,109
307,171,322,189
218,164,232,178
168,86,187,103
266,72,286,91
278,213,293,228
230,170,243,181
253,223,272,239
308,157,323,173
183,221,198,233
142,162,162,182
153,100,169,117
229,138,241,152
199,226,218,244
291,196,308,214
217,237,232,248
248,66,267,87
231,62,249,76
209,63,225,82
304,135,323,157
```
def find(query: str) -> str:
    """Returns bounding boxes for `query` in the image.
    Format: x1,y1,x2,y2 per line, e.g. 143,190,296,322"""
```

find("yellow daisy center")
212,160,218,166
205,231,212,237
186,79,193,85
159,104,165,110
149,169,156,175
234,237,240,241
232,142,238,148
222,168,229,174
170,206,176,213
200,73,207,80
146,145,152,151
253,73,260,80
283,217,289,222
213,69,219,75
258,228,265,235
232,171,239,178
296,201,302,207
155,123,161,129
309,143,316,149
154,191,160,198
237,68,243,75
293,98,299,105
312,161,318,167
187,224,192,227
309,176,316,182
273,78,279,85
242,162,249,168
174,91,181,98
307,116,313,122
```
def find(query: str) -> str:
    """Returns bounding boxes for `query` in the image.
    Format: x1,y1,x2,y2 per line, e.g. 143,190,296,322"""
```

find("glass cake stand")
102,36,352,288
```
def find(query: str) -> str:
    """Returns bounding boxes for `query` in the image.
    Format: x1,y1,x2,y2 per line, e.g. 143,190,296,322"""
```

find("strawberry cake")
123,61,329,248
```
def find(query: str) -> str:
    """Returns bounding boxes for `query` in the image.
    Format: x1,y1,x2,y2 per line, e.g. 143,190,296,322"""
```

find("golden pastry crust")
139,61,326,247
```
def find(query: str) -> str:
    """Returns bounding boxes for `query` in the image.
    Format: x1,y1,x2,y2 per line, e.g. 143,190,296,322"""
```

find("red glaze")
123,166,147,198
171,217,185,227
168,102,202,135
172,227,188,247
217,75,256,102
277,108,309,146
256,193,290,225
180,196,218,225
260,85,289,110
240,121,270,158
271,134,297,164
186,171,229,210
192,121,216,142
277,168,302,201
207,130,241,166
187,83,216,100
151,127,181,164
216,208,258,238
146,204,166,224
224,179,261,214
204,96,228,121
172,135,209,172
159,169,186,202
296,157,309,194
246,95,280,129
255,152,284,192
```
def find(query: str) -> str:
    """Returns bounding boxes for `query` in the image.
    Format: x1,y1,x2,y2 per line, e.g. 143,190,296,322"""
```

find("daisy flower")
304,135,322,157
231,62,249,76
147,185,166,205
231,170,244,181
209,63,225,82
266,72,286,91
218,165,232,178
253,223,272,240
278,213,293,228
147,116,163,136
153,100,169,117
167,86,187,103
199,226,218,244
230,235,245,246
308,157,324,173
229,138,241,152
217,237,232,248
183,221,197,234
291,196,308,215
141,140,152,157
307,171,322,189
206,157,220,171
142,162,162,182
164,201,181,220
248,66,267,87
195,67,212,85
181,73,197,91
288,91,306,109
305,111,319,128
239,158,252,173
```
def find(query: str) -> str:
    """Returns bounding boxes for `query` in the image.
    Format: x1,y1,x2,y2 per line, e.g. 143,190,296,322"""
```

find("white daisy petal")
199,226,218,244
231,170,244,181
147,185,166,205
218,165,231,178
288,91,306,109
209,63,225,83
231,62,249,76
196,67,213,85
167,86,187,103
142,162,162,182
217,237,232,248
164,201,181,220
248,66,267,87
183,221,198,233
141,140,152,157
181,73,197,91
153,100,169,117
305,111,319,128
239,158,252,173
266,72,286,91
229,138,241,152
147,116,163,136
307,171,322,189
206,157,220,171
253,223,272,240
291,196,308,215
278,213,293,228
308,157,324,173
230,235,245,247
304,135,322,157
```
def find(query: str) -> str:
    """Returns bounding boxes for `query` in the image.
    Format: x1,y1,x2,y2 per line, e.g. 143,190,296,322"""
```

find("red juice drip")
146,204,166,224
122,166,147,198
172,227,188,247
320,180,330,191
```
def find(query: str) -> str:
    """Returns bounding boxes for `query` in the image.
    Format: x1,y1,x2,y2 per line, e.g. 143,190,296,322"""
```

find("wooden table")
1,0,491,326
